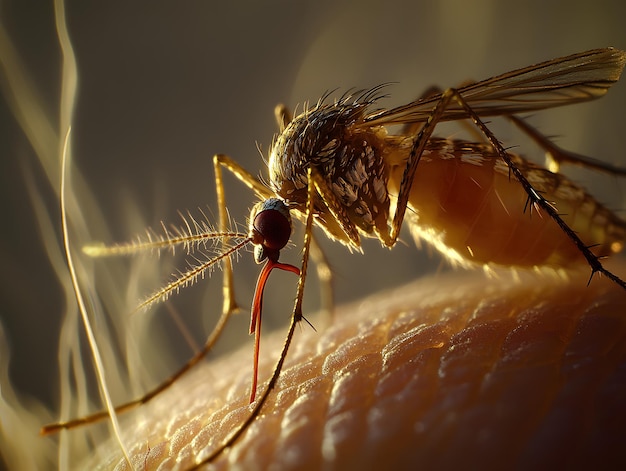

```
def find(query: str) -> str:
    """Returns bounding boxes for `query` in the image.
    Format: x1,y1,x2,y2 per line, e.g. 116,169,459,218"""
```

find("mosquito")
43,48,626,467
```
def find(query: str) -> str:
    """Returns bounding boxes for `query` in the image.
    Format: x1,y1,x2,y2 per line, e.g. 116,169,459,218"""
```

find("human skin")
85,264,626,470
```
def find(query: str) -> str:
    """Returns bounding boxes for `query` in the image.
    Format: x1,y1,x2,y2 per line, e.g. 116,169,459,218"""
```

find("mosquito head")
249,198,293,263
247,197,300,403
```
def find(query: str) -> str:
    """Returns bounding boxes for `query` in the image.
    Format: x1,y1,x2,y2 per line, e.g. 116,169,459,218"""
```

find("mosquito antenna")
136,237,252,312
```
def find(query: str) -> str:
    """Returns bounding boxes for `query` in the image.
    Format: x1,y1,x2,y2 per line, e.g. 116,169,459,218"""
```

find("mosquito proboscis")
44,48,626,468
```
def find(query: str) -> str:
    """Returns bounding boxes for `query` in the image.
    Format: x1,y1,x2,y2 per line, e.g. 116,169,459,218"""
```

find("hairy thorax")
267,102,392,245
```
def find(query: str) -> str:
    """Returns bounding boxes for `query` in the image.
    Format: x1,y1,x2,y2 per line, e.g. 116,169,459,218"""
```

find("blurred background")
1,0,625,468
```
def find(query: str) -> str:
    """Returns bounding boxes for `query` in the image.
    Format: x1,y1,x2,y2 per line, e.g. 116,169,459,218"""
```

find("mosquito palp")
45,48,626,468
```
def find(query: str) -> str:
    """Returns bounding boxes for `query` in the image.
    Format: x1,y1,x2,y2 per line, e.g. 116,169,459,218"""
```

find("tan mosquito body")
269,93,626,269
45,48,626,468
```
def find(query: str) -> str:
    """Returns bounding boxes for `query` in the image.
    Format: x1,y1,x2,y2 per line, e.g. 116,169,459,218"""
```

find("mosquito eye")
252,199,292,251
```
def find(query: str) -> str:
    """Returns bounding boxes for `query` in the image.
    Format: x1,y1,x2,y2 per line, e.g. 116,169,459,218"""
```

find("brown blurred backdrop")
1,2,625,467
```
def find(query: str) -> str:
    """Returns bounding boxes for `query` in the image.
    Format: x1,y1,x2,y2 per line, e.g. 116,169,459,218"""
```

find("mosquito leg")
278,102,336,320
388,89,457,245
193,167,316,468
448,90,626,290
508,115,626,175
309,233,335,321
402,85,484,142
213,154,274,200
213,153,238,315
40,293,237,435
401,86,443,135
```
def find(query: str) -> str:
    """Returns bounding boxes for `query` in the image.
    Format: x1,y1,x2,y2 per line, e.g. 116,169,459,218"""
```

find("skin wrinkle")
86,265,626,470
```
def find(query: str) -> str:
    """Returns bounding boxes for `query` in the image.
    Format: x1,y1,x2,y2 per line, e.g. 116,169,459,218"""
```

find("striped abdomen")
388,138,626,268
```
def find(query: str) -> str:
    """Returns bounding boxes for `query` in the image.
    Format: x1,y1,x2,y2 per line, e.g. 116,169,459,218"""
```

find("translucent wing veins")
365,48,626,125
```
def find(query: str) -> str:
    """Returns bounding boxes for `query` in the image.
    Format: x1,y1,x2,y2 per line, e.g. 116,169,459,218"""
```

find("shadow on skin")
86,263,626,470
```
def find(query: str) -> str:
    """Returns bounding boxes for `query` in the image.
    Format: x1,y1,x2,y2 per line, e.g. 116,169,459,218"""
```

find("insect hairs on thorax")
268,95,393,245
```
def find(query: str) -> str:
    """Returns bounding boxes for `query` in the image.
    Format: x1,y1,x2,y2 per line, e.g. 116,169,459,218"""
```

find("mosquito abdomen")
389,139,626,268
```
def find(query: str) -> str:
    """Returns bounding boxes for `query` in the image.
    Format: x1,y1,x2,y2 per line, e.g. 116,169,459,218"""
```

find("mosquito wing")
364,48,626,126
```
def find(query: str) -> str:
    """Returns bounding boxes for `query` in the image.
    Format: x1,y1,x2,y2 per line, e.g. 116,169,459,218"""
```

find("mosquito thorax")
267,99,392,241
268,101,375,201
250,198,293,263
